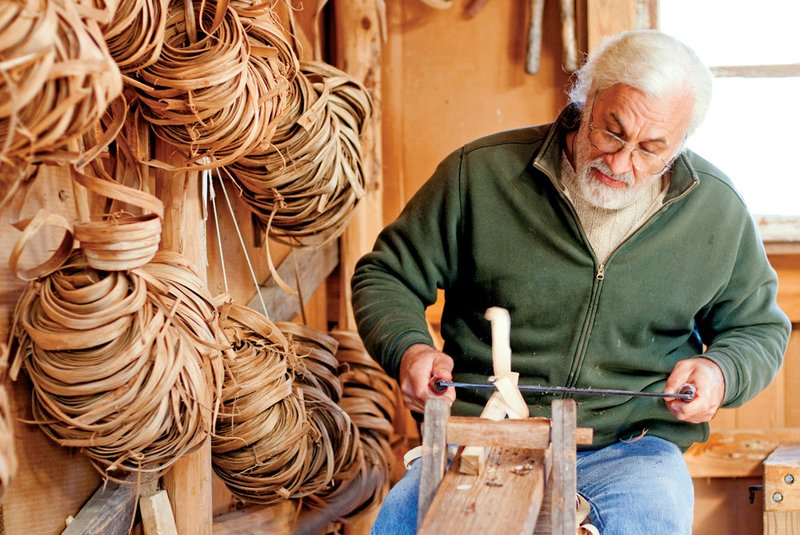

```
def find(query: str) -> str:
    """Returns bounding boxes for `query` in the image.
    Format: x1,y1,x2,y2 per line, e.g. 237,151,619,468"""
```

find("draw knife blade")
431,379,696,402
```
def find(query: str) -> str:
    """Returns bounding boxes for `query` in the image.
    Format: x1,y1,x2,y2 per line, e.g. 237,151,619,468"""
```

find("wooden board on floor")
419,447,548,534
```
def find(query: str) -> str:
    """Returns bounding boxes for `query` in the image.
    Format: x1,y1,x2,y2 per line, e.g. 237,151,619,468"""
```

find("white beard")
570,134,665,210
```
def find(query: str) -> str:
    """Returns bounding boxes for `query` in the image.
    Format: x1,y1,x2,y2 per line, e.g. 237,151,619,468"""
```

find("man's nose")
604,148,635,177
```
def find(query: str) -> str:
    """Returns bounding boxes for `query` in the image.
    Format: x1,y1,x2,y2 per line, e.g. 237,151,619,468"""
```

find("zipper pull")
596,264,605,281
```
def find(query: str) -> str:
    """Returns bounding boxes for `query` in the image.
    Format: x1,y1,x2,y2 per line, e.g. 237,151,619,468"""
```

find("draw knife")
429,378,696,402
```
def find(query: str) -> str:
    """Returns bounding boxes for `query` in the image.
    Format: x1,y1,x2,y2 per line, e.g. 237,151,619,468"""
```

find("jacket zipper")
546,174,698,393
564,263,606,390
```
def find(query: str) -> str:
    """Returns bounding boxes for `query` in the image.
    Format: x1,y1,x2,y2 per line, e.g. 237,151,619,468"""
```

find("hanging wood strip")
0,0,122,166
101,0,168,74
71,161,164,271
227,59,372,247
212,304,400,522
6,250,228,482
212,305,353,505
135,0,291,171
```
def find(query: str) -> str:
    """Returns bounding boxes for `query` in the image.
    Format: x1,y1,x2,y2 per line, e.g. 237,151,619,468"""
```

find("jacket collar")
532,103,699,202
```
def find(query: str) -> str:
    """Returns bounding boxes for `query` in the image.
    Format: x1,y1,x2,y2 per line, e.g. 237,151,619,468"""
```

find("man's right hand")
398,344,456,413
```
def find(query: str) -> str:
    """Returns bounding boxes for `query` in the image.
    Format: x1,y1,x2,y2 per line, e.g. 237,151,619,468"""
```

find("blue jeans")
371,435,693,534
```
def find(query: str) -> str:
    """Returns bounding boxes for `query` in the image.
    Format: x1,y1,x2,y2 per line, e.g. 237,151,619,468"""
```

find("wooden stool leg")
551,399,577,535
417,398,449,531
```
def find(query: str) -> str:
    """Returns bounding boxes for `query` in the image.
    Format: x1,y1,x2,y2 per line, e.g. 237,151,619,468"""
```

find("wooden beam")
459,393,510,475
711,64,800,78
419,447,548,534
246,239,338,322
61,475,138,535
446,416,593,450
764,446,800,512
764,446,800,533
764,511,800,535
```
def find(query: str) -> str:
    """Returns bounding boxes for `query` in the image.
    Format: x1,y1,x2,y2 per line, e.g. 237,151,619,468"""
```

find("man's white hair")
568,30,713,136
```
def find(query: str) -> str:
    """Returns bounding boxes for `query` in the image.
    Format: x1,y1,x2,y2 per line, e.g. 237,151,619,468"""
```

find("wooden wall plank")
586,0,637,51
1,167,101,535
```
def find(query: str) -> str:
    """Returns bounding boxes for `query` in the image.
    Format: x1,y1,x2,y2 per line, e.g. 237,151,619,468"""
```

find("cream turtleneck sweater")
560,153,669,263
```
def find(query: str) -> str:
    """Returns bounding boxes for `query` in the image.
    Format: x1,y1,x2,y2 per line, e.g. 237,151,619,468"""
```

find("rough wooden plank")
532,478,553,535
420,447,547,534
140,490,178,535
447,416,593,450
418,398,449,531
212,502,296,535
684,429,800,478
764,446,800,513
586,0,637,52
1,167,102,535
61,476,138,535
246,240,338,322
550,399,577,535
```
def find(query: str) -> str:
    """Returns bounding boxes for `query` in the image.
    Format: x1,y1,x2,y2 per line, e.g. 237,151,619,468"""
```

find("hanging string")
215,168,269,319
292,251,307,326
208,170,229,293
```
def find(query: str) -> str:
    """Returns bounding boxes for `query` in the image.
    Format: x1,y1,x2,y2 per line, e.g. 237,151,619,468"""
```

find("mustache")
589,159,634,187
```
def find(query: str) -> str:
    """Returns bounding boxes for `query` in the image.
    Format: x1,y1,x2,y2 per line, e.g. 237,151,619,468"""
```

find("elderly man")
352,30,790,534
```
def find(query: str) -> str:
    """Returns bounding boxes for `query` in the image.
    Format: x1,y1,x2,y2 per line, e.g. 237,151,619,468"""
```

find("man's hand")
398,344,456,413
665,357,725,423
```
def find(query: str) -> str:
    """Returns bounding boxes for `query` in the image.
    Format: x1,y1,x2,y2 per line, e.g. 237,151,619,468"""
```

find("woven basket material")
212,303,400,520
228,60,372,247
9,251,227,480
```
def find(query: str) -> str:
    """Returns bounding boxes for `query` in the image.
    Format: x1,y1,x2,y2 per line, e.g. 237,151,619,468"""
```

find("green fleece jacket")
351,106,791,450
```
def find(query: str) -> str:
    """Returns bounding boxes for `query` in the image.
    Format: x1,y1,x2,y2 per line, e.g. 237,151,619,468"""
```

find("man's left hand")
665,357,725,423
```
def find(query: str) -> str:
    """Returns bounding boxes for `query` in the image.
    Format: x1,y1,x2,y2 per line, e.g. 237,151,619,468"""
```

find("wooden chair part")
417,397,591,534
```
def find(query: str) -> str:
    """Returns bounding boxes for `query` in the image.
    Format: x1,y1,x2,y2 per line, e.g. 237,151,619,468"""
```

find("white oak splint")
459,307,529,475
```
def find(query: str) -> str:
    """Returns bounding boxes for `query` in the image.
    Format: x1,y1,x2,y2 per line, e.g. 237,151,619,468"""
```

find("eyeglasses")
586,93,671,176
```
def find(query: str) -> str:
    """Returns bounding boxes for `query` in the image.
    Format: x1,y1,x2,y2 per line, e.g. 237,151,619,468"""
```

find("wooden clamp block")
418,397,592,535
763,445,800,534
140,489,178,535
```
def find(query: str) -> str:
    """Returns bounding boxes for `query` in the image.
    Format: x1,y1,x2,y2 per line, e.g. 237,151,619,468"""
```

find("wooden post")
333,0,384,330
156,147,213,535
418,398,449,531
550,399,577,535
